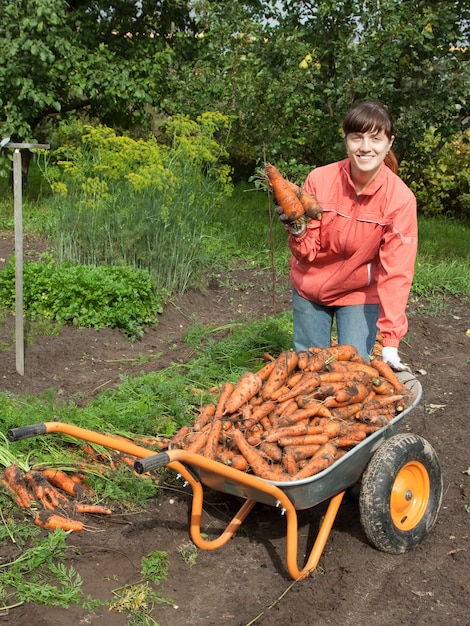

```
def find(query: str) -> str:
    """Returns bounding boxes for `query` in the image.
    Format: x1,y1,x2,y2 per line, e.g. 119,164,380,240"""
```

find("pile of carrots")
166,345,413,482
1,464,113,532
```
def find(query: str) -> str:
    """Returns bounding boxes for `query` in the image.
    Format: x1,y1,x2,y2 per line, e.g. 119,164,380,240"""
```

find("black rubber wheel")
359,433,443,554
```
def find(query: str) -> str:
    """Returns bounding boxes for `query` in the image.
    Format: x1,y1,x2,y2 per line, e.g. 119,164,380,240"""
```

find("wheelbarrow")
7,372,442,581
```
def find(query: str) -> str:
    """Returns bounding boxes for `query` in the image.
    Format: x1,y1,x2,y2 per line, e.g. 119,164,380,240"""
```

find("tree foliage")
1,0,469,213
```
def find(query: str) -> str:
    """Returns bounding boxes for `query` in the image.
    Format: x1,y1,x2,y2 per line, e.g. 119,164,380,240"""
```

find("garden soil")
0,233,469,626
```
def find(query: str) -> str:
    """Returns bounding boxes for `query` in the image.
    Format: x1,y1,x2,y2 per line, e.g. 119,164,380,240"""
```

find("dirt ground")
0,233,469,626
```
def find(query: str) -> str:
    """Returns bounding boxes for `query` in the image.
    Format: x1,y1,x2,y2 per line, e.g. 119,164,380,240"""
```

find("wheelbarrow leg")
285,490,346,580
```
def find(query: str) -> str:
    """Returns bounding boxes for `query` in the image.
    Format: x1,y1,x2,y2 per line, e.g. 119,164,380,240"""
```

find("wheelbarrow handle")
8,424,48,441
134,452,170,474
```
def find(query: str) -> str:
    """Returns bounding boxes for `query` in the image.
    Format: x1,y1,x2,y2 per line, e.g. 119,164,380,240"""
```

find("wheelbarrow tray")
188,372,422,510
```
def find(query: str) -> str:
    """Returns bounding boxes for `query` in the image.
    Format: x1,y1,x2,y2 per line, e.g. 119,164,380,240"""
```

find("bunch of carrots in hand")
166,346,413,482
265,163,323,222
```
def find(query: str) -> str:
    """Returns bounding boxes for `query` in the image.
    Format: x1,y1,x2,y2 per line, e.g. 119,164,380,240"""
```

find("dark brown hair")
343,100,399,174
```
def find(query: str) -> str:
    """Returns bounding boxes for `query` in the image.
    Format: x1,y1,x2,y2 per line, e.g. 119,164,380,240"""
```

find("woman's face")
345,129,394,182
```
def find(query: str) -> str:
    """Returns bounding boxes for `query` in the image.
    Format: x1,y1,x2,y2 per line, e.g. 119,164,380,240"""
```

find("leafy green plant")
0,254,163,339
0,528,97,611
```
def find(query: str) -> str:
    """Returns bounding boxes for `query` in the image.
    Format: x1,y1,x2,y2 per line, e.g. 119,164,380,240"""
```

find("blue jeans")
292,288,379,360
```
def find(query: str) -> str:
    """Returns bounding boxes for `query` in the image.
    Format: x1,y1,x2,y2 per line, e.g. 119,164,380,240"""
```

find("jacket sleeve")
376,193,418,348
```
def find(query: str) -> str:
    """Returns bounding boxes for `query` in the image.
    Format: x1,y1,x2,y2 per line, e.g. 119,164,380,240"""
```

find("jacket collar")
340,158,387,196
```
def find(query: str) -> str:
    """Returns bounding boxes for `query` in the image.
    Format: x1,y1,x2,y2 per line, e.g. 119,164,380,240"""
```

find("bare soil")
0,233,469,626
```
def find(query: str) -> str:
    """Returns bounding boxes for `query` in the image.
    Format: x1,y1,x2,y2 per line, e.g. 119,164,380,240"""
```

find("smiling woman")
278,100,417,371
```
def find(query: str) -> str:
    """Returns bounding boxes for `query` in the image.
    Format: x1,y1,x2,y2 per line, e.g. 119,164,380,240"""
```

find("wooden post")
3,141,50,376
13,149,24,375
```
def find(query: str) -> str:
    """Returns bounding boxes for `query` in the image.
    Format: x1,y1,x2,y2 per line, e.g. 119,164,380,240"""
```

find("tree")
0,0,195,178
157,0,470,183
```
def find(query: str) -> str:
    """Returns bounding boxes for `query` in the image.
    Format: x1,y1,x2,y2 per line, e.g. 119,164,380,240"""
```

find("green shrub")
0,255,163,339
401,128,470,219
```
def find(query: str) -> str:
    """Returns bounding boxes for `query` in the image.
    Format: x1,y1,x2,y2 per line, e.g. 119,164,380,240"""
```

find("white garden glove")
382,346,411,372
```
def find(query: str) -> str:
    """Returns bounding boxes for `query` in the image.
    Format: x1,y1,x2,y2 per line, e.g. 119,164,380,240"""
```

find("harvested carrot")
329,403,364,420
277,434,330,447
283,444,321,461
256,358,278,381
169,426,190,449
244,400,276,430
323,382,371,407
40,468,85,497
372,377,395,395
232,429,284,481
186,429,210,454
193,403,216,431
203,418,223,460
25,470,71,510
291,442,337,480
3,464,33,508
214,381,235,418
73,503,112,515
263,422,316,443
266,163,305,221
261,350,299,400
215,450,249,471
224,371,263,414
282,452,298,476
34,510,84,532
259,442,283,463
335,432,367,448
370,358,408,393
324,344,360,363
275,372,321,403
296,187,323,220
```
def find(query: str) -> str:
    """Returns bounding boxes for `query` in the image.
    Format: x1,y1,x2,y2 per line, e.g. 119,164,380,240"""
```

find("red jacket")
288,158,417,348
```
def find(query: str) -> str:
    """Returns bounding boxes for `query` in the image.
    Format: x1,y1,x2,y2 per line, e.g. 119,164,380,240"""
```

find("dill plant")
42,113,233,294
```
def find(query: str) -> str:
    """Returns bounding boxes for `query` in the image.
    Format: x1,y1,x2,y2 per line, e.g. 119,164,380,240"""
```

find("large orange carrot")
369,358,408,393
282,452,298,476
261,350,299,399
232,429,284,480
263,421,321,443
296,187,323,220
256,358,278,381
214,381,235,418
259,442,283,463
224,372,263,414
291,442,337,480
324,344,360,363
3,464,33,508
215,450,249,471
266,163,305,221
329,403,364,420
34,510,84,532
193,403,216,431
372,376,395,395
244,400,276,430
275,372,321,403
73,503,112,515
25,470,70,510
283,444,321,461
40,469,84,497
278,434,330,447
203,418,223,459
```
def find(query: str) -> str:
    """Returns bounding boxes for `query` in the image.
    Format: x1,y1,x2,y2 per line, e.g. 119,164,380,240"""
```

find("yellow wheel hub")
390,461,430,530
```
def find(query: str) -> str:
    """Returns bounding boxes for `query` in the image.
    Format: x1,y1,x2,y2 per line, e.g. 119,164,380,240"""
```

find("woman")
281,100,417,370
